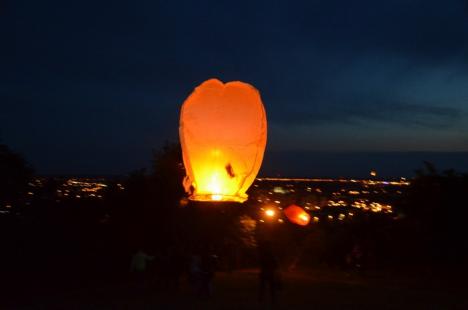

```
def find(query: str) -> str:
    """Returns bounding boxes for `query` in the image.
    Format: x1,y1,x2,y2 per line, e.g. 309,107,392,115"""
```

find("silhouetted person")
160,247,184,290
130,249,154,291
258,240,279,304
199,252,217,298
189,254,202,294
130,249,154,273
345,242,364,276
169,247,185,290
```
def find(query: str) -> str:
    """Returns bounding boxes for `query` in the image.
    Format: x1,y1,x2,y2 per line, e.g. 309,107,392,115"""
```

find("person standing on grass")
130,248,154,289
199,252,217,298
130,249,154,273
258,240,280,304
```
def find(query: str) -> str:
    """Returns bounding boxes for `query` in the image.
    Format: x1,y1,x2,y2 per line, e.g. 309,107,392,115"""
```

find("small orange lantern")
284,205,311,226
179,79,267,202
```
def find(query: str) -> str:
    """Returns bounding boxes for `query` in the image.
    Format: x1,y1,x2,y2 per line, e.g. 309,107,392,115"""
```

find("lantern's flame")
207,172,222,195
207,171,223,201
299,213,311,225
193,163,244,202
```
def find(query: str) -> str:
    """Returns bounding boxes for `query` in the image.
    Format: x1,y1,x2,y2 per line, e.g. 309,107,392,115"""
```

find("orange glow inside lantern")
284,205,311,226
179,79,267,202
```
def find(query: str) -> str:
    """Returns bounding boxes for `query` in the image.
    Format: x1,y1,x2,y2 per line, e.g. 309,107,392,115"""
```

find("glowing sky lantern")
284,205,311,226
179,79,267,202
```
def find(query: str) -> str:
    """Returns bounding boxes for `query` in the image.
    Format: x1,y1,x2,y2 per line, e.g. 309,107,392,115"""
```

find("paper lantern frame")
179,79,267,202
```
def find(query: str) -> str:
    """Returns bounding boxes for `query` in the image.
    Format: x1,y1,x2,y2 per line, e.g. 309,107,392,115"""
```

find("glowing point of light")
299,214,309,222
265,209,276,217
211,194,222,201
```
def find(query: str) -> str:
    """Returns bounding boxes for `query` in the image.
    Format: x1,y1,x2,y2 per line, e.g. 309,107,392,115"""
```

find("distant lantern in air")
284,205,311,226
179,79,267,202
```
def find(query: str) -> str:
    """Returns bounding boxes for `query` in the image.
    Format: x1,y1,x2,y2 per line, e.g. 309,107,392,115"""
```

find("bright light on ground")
265,209,276,217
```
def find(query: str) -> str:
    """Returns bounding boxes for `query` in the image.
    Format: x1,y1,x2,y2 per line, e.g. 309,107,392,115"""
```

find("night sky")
1,0,468,177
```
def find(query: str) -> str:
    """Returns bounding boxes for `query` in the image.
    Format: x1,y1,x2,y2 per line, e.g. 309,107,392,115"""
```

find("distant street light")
265,209,276,218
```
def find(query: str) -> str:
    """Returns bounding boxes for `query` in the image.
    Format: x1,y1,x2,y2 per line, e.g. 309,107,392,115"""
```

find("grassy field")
7,268,467,309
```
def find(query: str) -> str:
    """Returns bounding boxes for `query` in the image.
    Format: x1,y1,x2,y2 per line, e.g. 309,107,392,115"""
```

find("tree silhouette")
106,142,185,252
151,141,185,206
401,162,468,264
0,144,34,207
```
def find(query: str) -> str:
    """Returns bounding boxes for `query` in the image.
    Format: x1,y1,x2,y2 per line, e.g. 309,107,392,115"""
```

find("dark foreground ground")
4,268,467,310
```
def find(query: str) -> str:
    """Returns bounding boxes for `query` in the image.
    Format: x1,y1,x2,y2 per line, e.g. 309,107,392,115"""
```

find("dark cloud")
1,0,467,174
261,151,468,178
269,96,464,129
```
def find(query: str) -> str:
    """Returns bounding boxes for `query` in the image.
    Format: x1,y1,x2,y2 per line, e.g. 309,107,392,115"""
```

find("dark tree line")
0,144,34,207
398,162,468,265
0,143,467,301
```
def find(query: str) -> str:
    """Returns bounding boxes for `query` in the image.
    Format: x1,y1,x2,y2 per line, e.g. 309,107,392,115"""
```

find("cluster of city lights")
327,199,393,214
253,176,404,225
60,179,109,199
257,178,410,188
